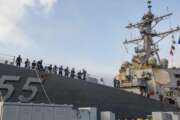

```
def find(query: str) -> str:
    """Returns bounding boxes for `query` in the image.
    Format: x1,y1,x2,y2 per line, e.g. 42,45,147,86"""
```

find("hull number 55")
0,75,41,102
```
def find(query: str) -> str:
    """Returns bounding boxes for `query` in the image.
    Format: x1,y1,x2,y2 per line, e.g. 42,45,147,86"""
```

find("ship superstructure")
116,0,180,102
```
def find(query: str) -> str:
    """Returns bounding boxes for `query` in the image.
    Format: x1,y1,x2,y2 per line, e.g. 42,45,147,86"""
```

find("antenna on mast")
147,0,152,12
123,0,180,65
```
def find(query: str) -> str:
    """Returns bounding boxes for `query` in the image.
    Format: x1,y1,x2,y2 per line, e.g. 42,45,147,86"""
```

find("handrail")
0,53,15,65
0,53,102,83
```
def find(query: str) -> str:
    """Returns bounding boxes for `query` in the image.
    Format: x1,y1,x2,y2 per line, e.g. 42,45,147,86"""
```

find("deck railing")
0,53,15,65
0,53,104,85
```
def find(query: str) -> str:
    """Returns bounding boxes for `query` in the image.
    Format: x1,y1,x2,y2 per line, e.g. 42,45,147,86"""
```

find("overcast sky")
0,0,180,85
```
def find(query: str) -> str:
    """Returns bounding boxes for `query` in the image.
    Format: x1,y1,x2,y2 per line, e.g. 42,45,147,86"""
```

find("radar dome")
160,59,168,69
148,57,157,67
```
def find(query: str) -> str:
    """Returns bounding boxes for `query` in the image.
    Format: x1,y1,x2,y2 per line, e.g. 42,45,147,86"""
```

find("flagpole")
171,55,173,68
169,35,176,68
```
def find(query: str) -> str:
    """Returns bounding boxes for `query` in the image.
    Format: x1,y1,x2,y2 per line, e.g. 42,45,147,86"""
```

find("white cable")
34,69,52,104
0,94,4,120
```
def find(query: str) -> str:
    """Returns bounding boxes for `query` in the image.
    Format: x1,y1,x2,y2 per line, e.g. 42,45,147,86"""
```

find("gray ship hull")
0,63,177,119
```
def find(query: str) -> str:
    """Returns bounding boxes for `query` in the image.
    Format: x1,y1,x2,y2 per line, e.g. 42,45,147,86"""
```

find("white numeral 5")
0,76,20,100
18,77,41,102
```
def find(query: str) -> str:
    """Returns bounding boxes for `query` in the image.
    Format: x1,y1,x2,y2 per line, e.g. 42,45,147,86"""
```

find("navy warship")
0,0,179,119
116,0,180,106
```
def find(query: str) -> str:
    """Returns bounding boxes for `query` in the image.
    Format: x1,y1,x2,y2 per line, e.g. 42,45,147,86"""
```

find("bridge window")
177,80,180,86
174,74,180,78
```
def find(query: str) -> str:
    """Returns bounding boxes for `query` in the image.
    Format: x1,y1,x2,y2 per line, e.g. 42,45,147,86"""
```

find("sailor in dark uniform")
117,80,120,88
16,55,22,67
37,60,43,71
53,65,58,74
48,64,53,73
113,78,117,88
64,67,70,78
32,60,36,69
77,71,82,80
25,58,30,69
82,69,87,80
59,65,63,76
70,68,75,79
40,60,44,71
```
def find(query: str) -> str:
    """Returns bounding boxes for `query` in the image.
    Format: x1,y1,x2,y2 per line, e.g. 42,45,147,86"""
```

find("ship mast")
124,0,180,64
